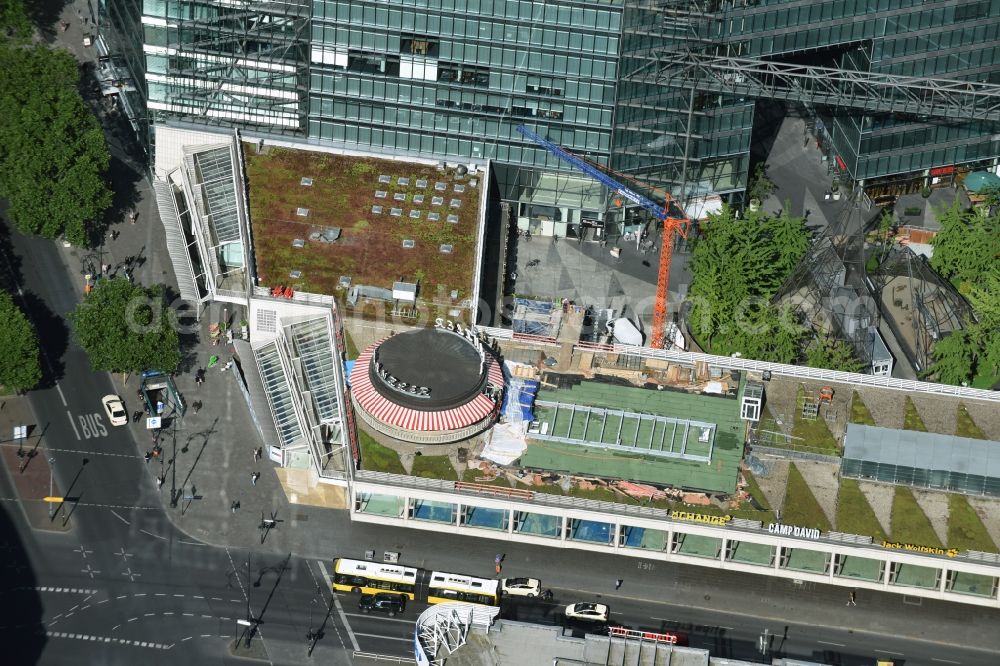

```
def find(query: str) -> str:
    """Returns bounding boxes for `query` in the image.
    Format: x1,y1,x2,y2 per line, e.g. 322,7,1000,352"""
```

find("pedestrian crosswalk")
45,631,173,650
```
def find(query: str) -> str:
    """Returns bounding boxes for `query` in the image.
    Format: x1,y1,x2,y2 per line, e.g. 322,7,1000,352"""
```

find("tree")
0,44,112,246
0,0,31,42
929,200,1000,289
724,301,806,364
687,204,809,354
0,291,42,391
69,278,181,375
928,329,976,386
805,332,865,373
747,162,775,203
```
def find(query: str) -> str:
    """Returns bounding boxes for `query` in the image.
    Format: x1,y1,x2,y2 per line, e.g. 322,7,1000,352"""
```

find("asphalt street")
2,7,1000,664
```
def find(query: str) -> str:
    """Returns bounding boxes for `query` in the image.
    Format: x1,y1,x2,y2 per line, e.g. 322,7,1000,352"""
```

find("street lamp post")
48,457,56,520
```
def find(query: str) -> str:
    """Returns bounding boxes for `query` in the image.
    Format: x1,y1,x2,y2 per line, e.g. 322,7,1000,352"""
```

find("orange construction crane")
515,125,689,348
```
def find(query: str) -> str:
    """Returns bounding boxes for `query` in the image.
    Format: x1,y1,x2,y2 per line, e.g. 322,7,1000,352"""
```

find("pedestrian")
251,471,260,486
543,589,553,601
231,500,240,513
192,400,201,414
495,563,502,575
144,451,151,463
615,578,623,590
847,590,857,606
156,475,163,488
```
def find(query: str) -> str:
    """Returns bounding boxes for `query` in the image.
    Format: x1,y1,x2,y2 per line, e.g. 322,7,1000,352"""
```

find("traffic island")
0,442,72,533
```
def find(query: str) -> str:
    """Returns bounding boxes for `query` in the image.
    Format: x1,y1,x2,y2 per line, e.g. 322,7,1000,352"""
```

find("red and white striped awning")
350,338,503,432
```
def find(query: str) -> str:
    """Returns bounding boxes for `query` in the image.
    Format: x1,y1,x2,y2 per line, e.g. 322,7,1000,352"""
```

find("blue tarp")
344,360,355,387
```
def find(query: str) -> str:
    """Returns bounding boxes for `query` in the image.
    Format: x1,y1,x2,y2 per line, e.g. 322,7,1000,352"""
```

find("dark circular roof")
369,328,488,410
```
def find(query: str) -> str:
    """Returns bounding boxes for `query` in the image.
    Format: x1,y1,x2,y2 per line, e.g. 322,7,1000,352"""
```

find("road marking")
112,625,120,631
318,560,360,652
817,641,845,647
127,618,137,623
181,637,191,642
56,384,68,407
173,594,184,598
66,411,80,440
139,529,167,541
353,632,411,643
97,599,108,605
931,659,961,665
183,613,193,617
163,612,173,616
135,593,146,598
193,596,204,600
144,613,155,617
875,650,904,656
343,613,414,625
45,631,172,650
117,595,127,600
211,597,222,601
155,593,166,597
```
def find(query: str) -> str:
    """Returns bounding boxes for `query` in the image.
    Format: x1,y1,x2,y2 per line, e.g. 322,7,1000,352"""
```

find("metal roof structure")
843,424,1000,478
189,144,242,244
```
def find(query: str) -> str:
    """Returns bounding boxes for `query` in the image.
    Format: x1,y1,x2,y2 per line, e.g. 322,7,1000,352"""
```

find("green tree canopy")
0,44,112,246
69,278,181,375
0,0,31,42
805,331,865,373
929,200,1000,289
687,204,810,357
0,290,42,391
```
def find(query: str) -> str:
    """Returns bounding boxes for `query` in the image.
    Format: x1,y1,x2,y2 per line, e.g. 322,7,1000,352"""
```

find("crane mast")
515,125,688,348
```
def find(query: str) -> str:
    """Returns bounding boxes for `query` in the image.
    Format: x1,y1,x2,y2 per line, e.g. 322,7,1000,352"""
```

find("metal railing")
477,326,998,402
352,652,416,664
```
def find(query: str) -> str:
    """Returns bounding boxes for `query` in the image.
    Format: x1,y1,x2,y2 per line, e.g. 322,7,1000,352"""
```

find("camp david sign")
768,522,821,540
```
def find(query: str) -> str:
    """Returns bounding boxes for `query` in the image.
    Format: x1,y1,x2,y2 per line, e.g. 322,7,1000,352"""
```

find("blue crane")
515,125,668,221
515,124,688,349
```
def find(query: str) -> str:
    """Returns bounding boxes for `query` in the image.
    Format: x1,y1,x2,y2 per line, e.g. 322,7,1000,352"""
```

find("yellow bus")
426,570,500,607
332,558,419,600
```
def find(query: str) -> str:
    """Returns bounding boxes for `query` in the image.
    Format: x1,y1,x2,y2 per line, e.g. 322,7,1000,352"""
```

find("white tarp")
684,194,724,221
481,422,528,466
610,318,643,346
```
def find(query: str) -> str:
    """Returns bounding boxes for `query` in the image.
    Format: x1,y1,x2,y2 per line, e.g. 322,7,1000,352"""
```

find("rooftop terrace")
523,380,746,494
243,145,482,304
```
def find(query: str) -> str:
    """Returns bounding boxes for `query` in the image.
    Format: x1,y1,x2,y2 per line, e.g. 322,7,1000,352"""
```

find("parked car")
102,394,128,427
501,577,542,598
564,602,609,623
358,593,406,617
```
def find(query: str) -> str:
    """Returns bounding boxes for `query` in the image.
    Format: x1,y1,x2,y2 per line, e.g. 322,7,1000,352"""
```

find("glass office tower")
103,0,1000,207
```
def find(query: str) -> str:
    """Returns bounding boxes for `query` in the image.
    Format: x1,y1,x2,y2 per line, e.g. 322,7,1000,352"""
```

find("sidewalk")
0,397,70,533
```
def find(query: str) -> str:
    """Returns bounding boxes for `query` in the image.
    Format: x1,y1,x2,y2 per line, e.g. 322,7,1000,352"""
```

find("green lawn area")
342,329,360,359
461,469,513,487
849,391,877,426
955,404,987,439
902,397,927,432
947,494,997,553
781,463,832,532
890,487,942,547
791,391,840,455
358,429,406,474
411,454,458,481
744,472,772,510
835,478,886,542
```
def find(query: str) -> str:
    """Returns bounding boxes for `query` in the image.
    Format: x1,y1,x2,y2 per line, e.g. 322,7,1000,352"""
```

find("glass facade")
104,0,1000,203
842,457,1000,497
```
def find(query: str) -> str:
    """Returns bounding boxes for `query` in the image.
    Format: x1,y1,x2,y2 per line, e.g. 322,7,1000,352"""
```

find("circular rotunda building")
350,322,504,444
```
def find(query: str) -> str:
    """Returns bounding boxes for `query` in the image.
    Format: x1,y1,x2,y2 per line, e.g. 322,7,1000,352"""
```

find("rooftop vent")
393,192,406,201
339,276,352,289
435,182,447,191
390,208,403,217
427,212,440,221
402,239,415,249
440,244,453,253
379,175,391,184
296,207,309,217
454,184,466,193
432,196,444,206
291,238,306,248
456,165,468,176
372,205,383,214
416,179,428,188
398,177,410,186
413,194,425,204
450,199,462,208
409,210,421,219
289,270,302,279
308,227,341,243
470,178,478,188
447,214,459,223
375,190,387,198
300,177,313,186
